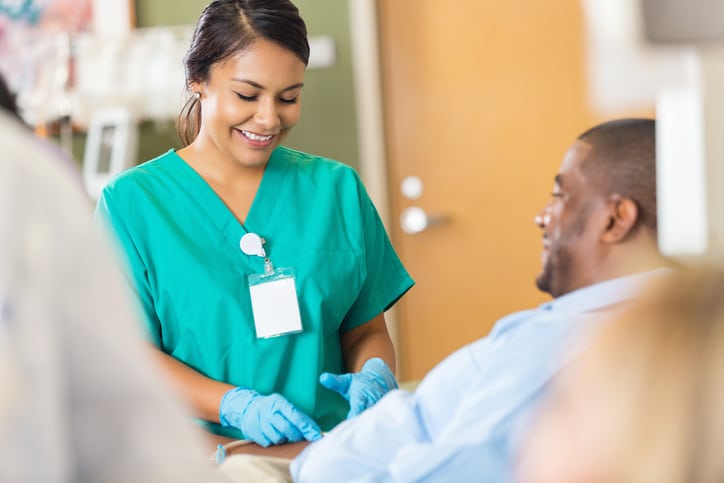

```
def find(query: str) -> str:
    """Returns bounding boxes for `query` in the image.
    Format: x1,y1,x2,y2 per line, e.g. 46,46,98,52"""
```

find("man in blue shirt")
290,118,671,482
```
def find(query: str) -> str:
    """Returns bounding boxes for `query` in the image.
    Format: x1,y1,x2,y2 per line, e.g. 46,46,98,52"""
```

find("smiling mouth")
541,235,550,251
240,130,274,142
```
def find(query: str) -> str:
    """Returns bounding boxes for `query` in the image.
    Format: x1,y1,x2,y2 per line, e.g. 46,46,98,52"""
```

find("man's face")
535,141,606,297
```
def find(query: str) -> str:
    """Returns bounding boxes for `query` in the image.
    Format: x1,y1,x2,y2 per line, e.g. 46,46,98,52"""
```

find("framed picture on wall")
82,107,138,200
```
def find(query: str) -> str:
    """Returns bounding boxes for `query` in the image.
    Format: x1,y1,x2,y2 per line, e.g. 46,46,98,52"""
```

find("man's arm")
292,313,574,482
291,390,429,482
291,344,482,482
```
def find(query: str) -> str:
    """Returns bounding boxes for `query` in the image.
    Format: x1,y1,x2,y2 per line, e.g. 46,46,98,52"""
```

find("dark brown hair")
0,73,22,121
177,0,309,146
577,118,657,235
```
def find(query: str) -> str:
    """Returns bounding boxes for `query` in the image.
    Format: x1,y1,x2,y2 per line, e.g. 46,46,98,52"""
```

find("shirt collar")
538,267,674,315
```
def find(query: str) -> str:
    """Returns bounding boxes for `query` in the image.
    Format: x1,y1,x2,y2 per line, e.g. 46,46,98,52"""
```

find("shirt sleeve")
291,311,574,482
94,185,163,346
334,392,519,482
290,345,482,482
291,390,427,482
340,171,414,332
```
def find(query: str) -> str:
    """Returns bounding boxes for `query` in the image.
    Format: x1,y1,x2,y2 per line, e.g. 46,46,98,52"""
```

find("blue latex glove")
319,357,398,418
219,387,322,447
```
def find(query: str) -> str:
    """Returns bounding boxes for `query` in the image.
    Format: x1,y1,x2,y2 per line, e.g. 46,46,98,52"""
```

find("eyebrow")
232,79,304,92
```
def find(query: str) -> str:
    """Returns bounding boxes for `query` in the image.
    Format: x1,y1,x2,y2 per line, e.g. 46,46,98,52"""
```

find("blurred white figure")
516,268,724,483
0,110,230,483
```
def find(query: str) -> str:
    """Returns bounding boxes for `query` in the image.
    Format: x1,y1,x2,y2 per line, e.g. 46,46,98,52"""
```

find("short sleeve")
94,186,163,346
340,172,414,332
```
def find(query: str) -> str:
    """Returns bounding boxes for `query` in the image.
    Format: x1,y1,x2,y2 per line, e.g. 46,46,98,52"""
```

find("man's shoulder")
421,307,545,378
488,308,541,336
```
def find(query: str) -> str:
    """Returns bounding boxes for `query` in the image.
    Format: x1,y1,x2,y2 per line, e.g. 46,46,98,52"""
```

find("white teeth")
241,130,273,142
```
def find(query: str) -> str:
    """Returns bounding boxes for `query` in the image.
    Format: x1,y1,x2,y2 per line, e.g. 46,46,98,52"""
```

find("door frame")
347,0,403,365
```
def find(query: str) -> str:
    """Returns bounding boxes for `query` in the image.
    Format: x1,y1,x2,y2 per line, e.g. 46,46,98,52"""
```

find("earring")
192,91,200,100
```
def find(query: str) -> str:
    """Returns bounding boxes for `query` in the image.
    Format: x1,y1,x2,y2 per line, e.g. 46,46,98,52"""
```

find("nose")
254,99,281,130
534,210,551,228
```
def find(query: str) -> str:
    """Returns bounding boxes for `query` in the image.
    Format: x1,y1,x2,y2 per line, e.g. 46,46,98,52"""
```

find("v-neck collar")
167,148,291,255
244,148,290,233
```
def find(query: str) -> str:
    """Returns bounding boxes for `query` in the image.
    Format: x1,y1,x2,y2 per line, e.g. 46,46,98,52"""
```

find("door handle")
400,206,449,234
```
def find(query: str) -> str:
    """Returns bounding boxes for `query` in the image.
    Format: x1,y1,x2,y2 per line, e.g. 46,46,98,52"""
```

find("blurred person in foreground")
291,118,673,482
0,110,231,481
516,267,724,483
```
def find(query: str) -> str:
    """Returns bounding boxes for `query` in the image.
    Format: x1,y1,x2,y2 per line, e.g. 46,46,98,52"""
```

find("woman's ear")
188,81,204,97
601,195,639,243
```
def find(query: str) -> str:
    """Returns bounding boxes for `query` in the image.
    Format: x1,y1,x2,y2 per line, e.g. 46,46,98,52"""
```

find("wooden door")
378,0,602,380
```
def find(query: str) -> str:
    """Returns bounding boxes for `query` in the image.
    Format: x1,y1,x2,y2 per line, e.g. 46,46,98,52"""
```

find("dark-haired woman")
95,0,412,447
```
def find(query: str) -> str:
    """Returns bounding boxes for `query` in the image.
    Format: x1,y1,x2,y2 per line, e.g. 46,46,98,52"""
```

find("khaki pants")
218,455,292,483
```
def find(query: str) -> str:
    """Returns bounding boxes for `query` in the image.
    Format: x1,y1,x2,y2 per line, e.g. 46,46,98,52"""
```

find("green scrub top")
96,146,414,438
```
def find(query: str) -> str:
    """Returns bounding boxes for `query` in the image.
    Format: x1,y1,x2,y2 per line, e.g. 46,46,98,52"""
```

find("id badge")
248,267,303,338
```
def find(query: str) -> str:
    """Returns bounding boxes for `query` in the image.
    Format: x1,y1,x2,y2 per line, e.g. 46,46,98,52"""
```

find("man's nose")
534,211,551,228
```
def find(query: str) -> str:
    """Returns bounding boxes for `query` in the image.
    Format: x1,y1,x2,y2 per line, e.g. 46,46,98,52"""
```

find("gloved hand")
219,387,322,447
319,357,398,418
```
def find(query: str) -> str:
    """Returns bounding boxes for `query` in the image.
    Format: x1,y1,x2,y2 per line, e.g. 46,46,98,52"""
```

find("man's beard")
535,244,573,298
535,256,554,295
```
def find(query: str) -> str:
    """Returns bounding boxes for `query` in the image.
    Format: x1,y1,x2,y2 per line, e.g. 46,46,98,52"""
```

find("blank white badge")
248,276,303,338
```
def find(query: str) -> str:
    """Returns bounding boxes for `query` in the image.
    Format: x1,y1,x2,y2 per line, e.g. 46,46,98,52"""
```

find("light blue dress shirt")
291,269,671,482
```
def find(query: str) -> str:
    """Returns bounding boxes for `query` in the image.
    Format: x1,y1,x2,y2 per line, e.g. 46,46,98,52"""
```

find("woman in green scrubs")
95,0,413,446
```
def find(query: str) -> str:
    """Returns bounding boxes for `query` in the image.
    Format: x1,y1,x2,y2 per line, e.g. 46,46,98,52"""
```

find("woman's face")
193,39,306,169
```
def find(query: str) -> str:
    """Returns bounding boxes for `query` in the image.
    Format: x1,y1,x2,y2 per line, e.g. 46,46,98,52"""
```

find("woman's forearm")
149,347,235,422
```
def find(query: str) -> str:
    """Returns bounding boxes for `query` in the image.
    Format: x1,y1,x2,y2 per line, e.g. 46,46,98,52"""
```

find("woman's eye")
279,97,298,104
236,92,256,101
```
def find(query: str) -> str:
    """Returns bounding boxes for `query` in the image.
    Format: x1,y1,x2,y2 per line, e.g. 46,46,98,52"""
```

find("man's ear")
601,195,639,243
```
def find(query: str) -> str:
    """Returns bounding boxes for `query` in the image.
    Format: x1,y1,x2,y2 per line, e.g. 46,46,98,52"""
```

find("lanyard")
239,232,302,338
239,232,274,274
